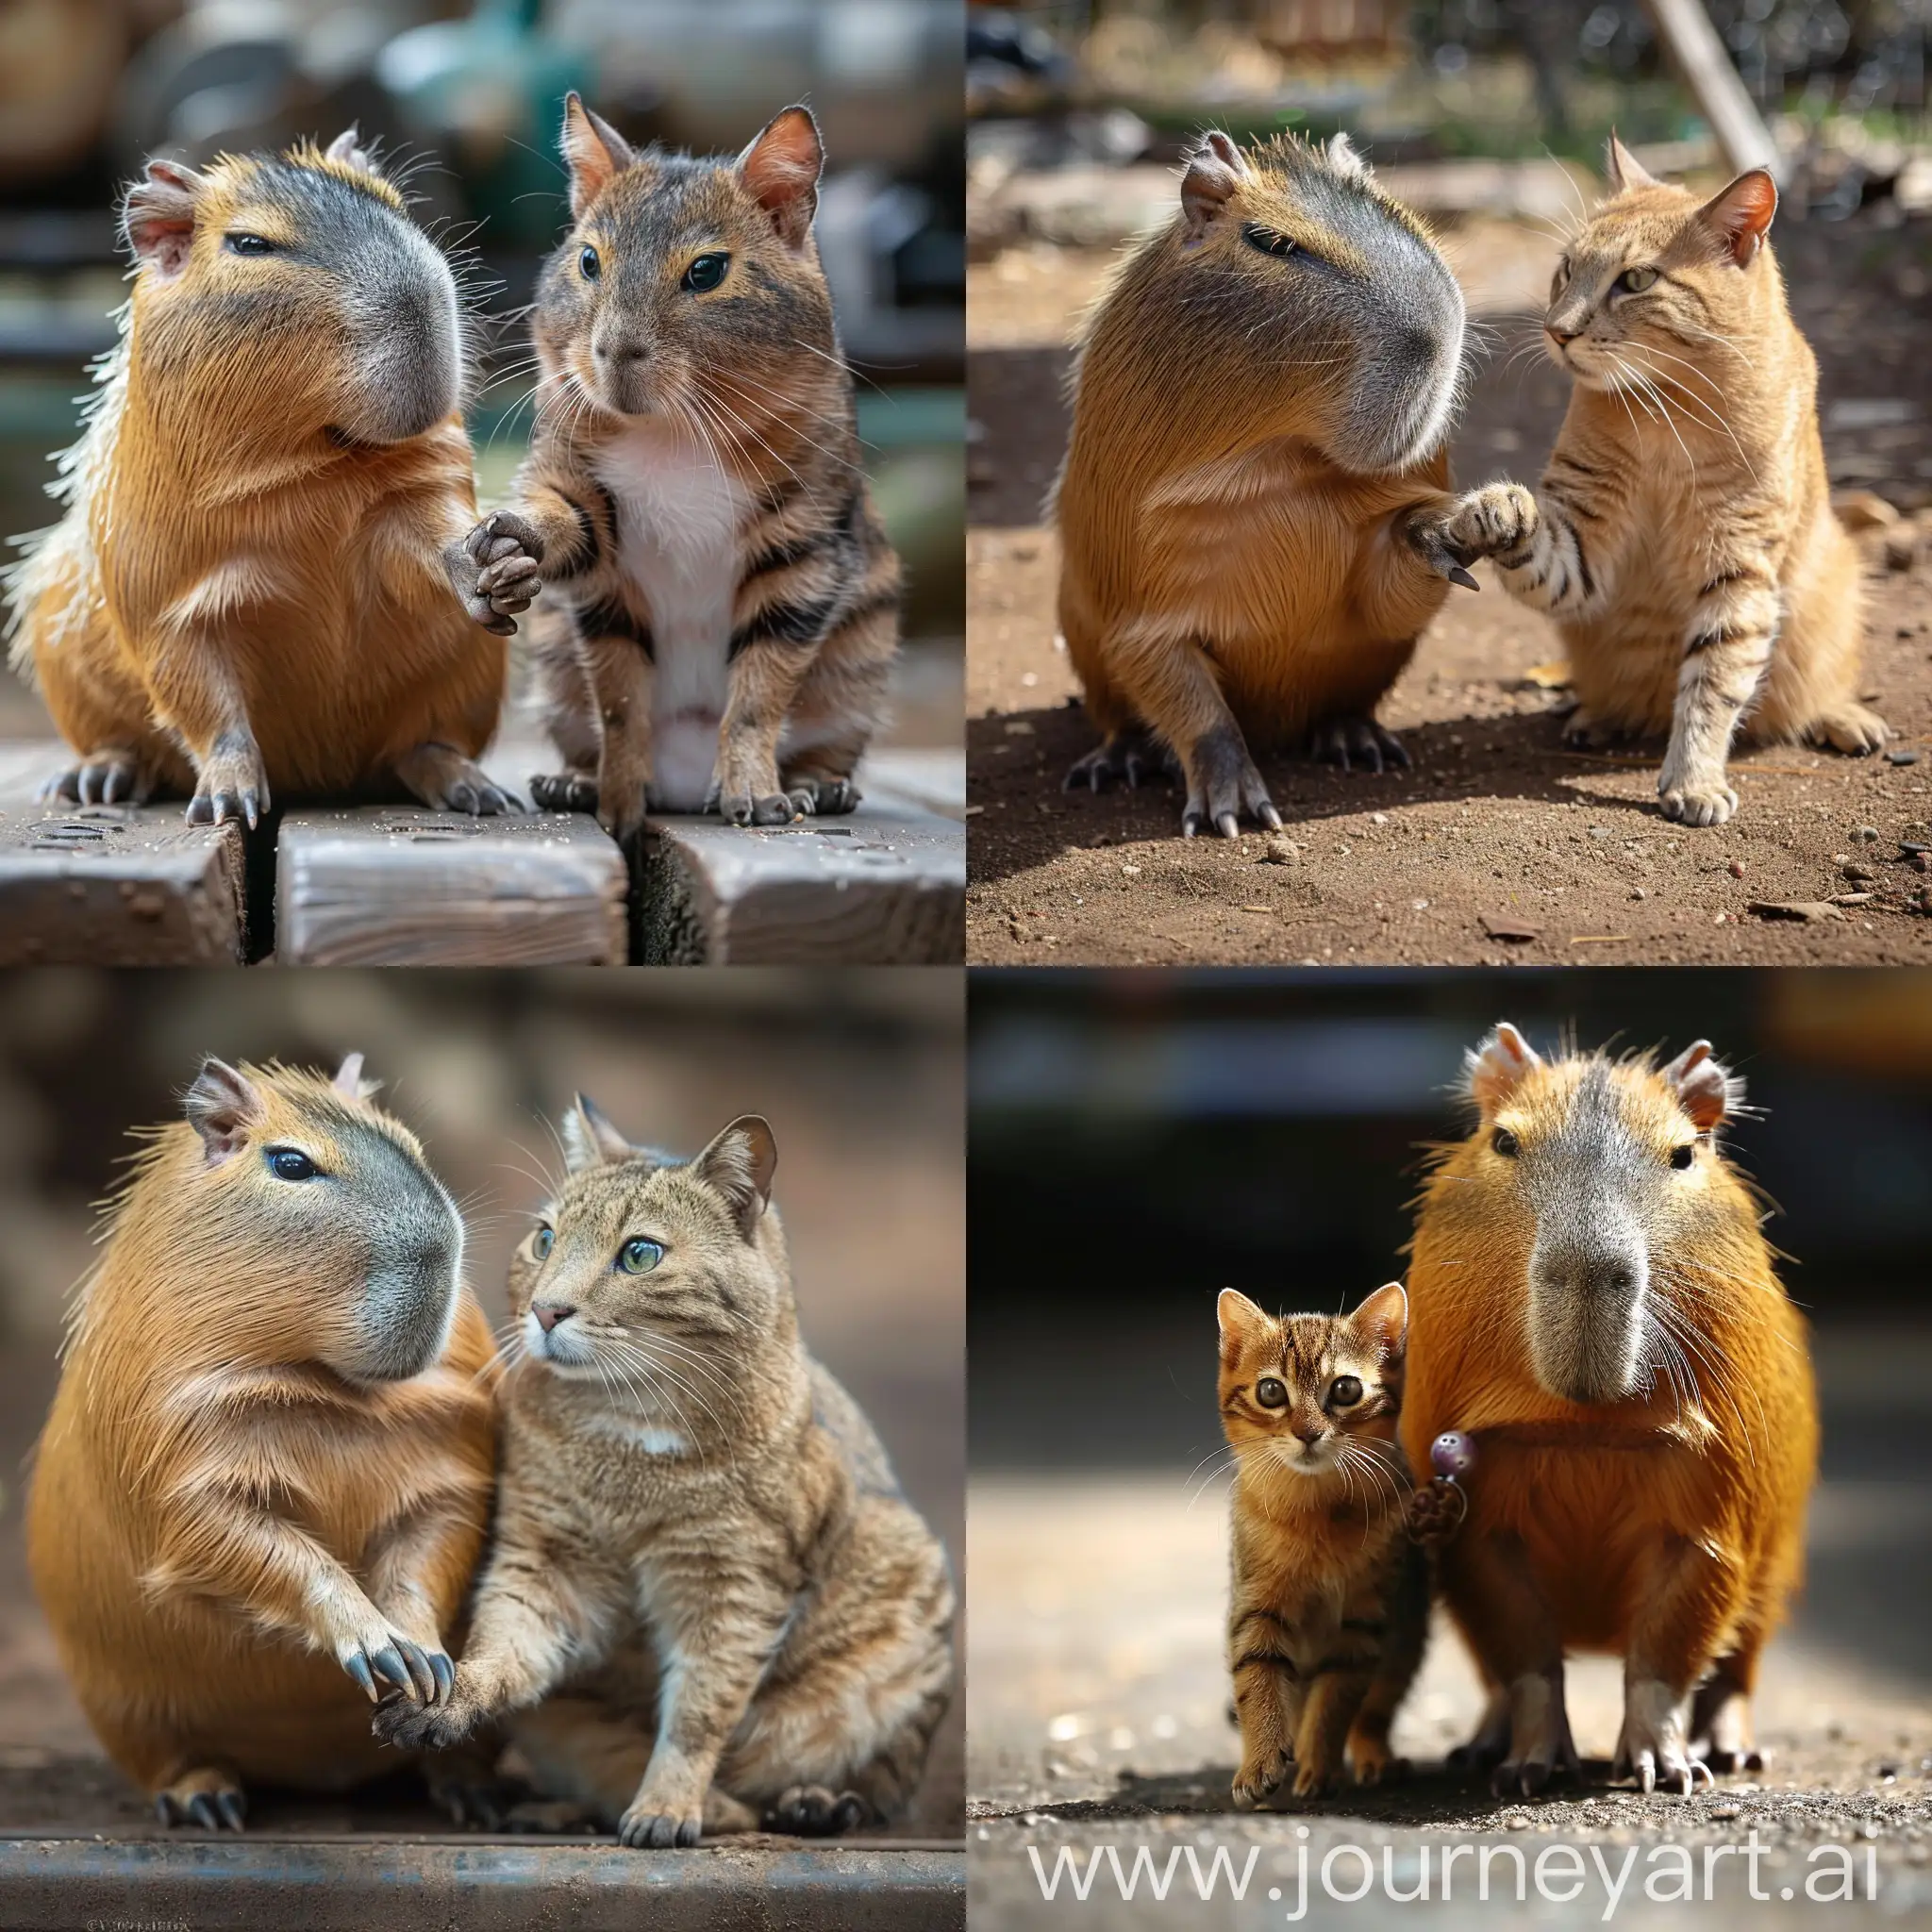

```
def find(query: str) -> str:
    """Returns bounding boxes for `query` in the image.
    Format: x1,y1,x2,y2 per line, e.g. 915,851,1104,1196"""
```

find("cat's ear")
692,1115,777,1238
1216,1288,1270,1366
1605,132,1657,194
738,106,823,250
561,1092,632,1173
560,92,634,220
331,1052,379,1101
1696,168,1777,267
1351,1282,1408,1359
1465,1022,1541,1114
185,1058,264,1167
1180,131,1246,245
1660,1041,1740,1132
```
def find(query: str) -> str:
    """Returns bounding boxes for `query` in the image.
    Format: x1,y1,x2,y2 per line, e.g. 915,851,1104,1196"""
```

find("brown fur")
1054,130,1497,835
375,1099,954,1849
7,135,511,823
1447,138,1885,827
466,97,900,841
1401,1025,1817,1795
1219,1283,1427,1803
25,1058,498,1826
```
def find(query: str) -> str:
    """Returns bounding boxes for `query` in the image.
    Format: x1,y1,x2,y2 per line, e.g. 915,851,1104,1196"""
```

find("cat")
454,95,900,841
374,1097,954,1849
1217,1282,1426,1803
1446,137,1887,827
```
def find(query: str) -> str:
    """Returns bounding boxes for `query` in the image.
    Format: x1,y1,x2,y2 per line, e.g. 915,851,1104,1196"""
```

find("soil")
966,213,1932,966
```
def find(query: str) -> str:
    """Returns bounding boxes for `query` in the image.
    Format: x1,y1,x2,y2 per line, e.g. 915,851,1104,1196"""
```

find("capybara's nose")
534,1303,575,1333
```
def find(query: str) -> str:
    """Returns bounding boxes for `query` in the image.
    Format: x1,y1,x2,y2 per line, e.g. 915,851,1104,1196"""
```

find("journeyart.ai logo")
1024,1828,1881,1920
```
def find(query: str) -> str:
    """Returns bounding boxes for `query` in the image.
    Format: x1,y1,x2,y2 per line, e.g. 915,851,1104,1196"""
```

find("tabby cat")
1447,137,1886,826
457,96,900,841
374,1098,954,1849
1218,1282,1426,1803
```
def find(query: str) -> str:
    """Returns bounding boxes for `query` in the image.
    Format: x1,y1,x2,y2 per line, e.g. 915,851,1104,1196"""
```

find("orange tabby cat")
1448,138,1886,826
1218,1283,1426,1803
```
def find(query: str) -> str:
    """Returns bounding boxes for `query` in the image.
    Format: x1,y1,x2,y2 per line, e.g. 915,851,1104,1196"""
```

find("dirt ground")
967,211,1932,966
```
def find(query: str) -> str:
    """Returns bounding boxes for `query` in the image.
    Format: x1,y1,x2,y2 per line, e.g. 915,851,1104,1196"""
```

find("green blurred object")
376,0,592,249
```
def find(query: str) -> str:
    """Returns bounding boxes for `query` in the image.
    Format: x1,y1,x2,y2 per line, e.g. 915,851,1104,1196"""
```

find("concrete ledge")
0,1836,964,1931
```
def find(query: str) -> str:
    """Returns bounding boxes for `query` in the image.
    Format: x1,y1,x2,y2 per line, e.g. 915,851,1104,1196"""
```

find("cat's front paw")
1231,1747,1292,1809
617,1796,703,1849
1446,482,1539,564
1657,774,1738,827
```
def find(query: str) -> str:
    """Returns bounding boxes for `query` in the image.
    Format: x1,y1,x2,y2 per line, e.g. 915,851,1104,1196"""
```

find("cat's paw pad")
1658,779,1738,827
1446,482,1539,562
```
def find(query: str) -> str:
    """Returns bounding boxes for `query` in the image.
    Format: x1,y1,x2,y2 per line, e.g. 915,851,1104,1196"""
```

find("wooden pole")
1642,0,1783,182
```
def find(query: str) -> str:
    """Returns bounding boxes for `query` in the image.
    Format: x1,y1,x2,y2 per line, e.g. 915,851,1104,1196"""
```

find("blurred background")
0,0,965,750
0,966,963,1835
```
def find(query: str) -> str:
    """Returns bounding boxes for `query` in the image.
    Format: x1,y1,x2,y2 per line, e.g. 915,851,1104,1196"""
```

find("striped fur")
373,1103,954,1847
1217,1284,1427,1803
469,98,898,840
1447,140,1887,828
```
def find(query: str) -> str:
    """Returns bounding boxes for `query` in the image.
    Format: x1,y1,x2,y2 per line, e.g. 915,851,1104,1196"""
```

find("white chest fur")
590,426,750,811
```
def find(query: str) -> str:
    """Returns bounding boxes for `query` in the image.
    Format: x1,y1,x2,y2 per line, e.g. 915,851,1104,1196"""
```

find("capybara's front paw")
446,512,544,636
1180,724,1281,839
1445,482,1539,564
339,1623,450,1706
187,733,270,828
1615,1678,1712,1795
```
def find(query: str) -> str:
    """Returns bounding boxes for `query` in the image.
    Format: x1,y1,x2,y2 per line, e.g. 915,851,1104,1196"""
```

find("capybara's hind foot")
781,772,861,816
155,1765,245,1832
395,742,525,815
763,1784,870,1837
530,769,598,814
1064,726,1176,794
1614,1676,1712,1795
41,747,154,808
1806,701,1890,757
1309,713,1408,775
1688,1672,1763,1774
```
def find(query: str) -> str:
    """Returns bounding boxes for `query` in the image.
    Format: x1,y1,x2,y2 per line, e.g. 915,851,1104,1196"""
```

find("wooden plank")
0,744,245,964
1643,0,1783,182
855,749,966,822
275,806,627,966
636,790,965,965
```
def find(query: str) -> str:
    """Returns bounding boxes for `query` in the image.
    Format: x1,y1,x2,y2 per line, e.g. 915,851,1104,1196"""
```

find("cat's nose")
1292,1420,1325,1446
534,1302,575,1333
1546,323,1580,346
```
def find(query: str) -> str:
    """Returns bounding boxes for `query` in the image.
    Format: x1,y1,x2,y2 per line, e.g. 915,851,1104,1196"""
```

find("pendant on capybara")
1406,1430,1476,1546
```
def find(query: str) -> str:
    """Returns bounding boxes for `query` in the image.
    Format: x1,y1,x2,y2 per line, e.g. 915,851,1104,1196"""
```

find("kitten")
1218,1283,1426,1803
375,1098,954,1848
455,96,901,841
1447,137,1886,827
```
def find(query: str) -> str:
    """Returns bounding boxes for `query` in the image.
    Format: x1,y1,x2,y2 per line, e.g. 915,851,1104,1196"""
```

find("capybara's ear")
331,1052,380,1101
123,158,208,280
1464,1022,1541,1113
1180,130,1246,244
1351,1282,1408,1359
561,1092,633,1173
1324,132,1370,183
737,106,824,250
1695,168,1778,267
560,92,635,220
185,1058,264,1166
325,125,381,177
691,1115,777,1238
1661,1041,1740,1132
1605,130,1657,194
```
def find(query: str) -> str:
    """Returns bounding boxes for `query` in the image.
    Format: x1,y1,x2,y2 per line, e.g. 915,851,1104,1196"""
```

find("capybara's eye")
1670,1143,1696,1171
1492,1127,1520,1158
531,1225,555,1260
1255,1375,1289,1408
225,233,275,257
266,1147,317,1181
579,245,601,281
1240,223,1297,260
682,252,730,293
1328,1375,1363,1408
618,1237,663,1274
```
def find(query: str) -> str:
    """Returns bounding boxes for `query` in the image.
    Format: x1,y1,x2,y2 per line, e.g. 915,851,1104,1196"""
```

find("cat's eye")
265,1147,318,1181
531,1225,554,1260
1328,1374,1364,1408
579,245,601,281
1492,1127,1520,1158
618,1237,663,1274
225,233,275,257
682,252,730,293
1254,1375,1289,1408
1670,1143,1696,1171
1616,267,1657,293
1241,224,1297,260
